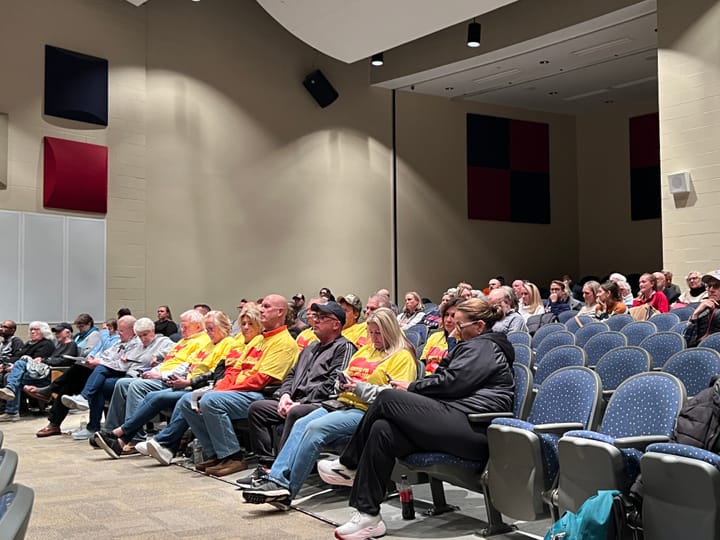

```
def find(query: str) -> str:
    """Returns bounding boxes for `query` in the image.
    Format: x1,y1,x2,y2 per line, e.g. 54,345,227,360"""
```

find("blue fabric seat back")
599,372,686,439
650,312,681,332
639,331,686,370
528,366,601,427
662,348,720,397
565,315,595,334
404,324,428,353
558,310,579,324
513,363,533,419
670,321,689,335
699,333,720,355
574,322,610,348
507,331,531,346
583,331,627,368
532,323,566,350
594,346,651,392
670,306,695,322
512,343,533,369
535,331,576,365
605,314,635,332
621,320,658,346
534,345,586,388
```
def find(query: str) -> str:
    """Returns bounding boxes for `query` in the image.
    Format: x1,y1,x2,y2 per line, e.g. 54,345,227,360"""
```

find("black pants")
341,390,490,515
47,364,91,427
247,399,320,466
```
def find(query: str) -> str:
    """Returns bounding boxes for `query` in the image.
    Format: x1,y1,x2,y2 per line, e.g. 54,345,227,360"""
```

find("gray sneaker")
72,428,93,440
146,438,174,465
0,413,19,422
61,394,89,411
0,388,16,401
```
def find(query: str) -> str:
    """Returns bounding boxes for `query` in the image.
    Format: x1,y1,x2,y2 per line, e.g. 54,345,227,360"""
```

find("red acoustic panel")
467,167,511,221
510,119,549,173
629,113,659,169
43,137,108,213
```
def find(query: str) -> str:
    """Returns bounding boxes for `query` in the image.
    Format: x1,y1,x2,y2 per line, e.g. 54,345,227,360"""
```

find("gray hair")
181,309,206,326
29,321,52,340
133,317,154,333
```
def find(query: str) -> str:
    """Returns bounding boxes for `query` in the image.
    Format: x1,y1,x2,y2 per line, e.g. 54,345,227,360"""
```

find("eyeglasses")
688,276,701,282
315,314,339,323
455,320,479,330
550,288,562,292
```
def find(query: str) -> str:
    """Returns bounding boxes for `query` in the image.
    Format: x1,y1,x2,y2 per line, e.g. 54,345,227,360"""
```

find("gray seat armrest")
468,412,513,423
614,435,669,450
533,422,584,435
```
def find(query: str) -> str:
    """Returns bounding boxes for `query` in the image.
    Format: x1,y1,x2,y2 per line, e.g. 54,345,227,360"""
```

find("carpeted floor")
2,414,551,540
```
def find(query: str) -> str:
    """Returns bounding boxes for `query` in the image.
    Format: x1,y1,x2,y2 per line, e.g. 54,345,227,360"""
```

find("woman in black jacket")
320,297,515,540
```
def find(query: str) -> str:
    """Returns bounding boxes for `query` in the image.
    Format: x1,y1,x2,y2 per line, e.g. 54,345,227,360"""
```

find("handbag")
628,304,657,321
25,360,51,379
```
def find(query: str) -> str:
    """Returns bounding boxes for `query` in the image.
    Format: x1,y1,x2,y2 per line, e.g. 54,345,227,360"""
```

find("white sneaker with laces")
136,441,150,456
318,458,356,487
146,438,174,465
61,394,89,411
334,511,386,540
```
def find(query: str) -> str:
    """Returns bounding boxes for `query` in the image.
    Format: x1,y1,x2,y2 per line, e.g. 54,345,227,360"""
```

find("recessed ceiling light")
445,87,454,91
539,60,549,64
548,91,558,95
604,100,615,104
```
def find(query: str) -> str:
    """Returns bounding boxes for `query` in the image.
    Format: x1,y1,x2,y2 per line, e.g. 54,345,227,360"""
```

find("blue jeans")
178,389,263,460
80,365,126,431
104,378,135,430
121,388,187,441
5,360,50,415
125,379,166,422
153,392,193,451
268,407,365,497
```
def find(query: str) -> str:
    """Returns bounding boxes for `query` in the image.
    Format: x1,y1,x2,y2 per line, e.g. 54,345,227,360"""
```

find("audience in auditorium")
194,304,211,315
633,272,670,313
420,296,462,374
242,307,417,509
337,294,367,348
518,282,545,320
546,280,582,316
85,318,120,359
73,314,101,357
154,305,178,337
318,297,514,540
654,271,680,305
396,291,425,329
663,270,681,303
0,321,23,365
685,269,720,347
676,270,708,305
0,322,78,422
244,301,356,476
595,281,628,318
319,288,335,302
577,280,600,316
295,297,323,351
610,273,635,306
1,322,55,380
488,287,527,334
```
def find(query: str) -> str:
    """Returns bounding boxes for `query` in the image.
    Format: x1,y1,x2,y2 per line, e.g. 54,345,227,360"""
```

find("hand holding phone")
336,370,349,385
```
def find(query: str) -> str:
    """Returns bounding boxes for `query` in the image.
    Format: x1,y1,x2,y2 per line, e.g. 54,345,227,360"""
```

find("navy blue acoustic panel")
44,45,108,126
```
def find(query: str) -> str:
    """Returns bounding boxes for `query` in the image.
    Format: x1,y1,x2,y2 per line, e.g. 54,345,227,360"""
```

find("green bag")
545,490,620,540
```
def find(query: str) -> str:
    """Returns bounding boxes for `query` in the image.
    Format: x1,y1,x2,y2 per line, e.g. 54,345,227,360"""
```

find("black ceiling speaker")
302,70,338,108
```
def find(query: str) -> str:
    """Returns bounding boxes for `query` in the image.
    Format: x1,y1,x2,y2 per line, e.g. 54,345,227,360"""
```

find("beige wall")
658,0,720,280
576,103,662,278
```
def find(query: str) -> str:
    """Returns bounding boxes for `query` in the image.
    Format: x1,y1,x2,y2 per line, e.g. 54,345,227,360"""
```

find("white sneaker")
0,388,16,401
146,438,173,465
318,458,356,487
136,441,150,456
72,428,92,440
61,394,89,411
334,511,386,540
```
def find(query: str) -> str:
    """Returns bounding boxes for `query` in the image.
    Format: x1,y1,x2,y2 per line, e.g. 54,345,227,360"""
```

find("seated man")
24,316,141,436
97,309,211,438
338,294,367,349
0,321,24,367
0,322,78,422
245,301,356,478
546,280,581,316
488,287,528,334
295,297,322,351
686,269,720,347
171,294,298,477
58,316,174,440
95,311,238,456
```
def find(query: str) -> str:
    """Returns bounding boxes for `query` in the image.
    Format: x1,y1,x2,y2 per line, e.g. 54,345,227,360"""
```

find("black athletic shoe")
243,479,292,510
95,431,124,459
236,465,269,490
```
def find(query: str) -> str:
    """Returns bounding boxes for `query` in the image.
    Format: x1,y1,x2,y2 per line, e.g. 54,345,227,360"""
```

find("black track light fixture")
467,20,481,48
371,52,384,67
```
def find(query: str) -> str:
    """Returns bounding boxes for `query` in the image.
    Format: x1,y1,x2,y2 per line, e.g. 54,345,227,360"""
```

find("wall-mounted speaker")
302,70,338,108
668,171,691,195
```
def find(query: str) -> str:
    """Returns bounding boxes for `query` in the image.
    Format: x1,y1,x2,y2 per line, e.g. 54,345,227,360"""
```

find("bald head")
260,294,288,331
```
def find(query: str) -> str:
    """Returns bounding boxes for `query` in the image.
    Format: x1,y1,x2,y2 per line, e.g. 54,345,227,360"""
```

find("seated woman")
595,281,628,318
633,272,670,313
420,296,462,374
396,291,425,329
242,307,417,508
518,281,545,320
73,313,101,357
577,280,600,316
0,322,77,422
96,311,237,457
143,304,262,467
1,321,55,381
319,298,515,540
675,270,708,306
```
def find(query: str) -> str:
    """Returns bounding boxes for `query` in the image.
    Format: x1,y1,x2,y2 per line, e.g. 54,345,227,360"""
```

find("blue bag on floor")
544,490,620,540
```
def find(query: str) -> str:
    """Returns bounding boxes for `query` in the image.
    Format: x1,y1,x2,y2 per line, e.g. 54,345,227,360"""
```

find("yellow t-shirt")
159,331,212,375
342,322,368,349
188,335,242,379
339,344,417,411
420,331,449,375
296,328,318,351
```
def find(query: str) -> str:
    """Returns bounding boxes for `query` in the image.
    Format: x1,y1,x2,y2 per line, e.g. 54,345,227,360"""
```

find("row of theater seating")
0,431,34,540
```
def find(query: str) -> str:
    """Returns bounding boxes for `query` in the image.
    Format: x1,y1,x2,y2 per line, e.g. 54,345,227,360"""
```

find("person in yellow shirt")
339,293,367,348
243,307,417,508
420,297,463,374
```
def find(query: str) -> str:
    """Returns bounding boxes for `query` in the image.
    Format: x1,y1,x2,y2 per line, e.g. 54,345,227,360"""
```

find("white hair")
29,321,52,340
133,317,154,333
